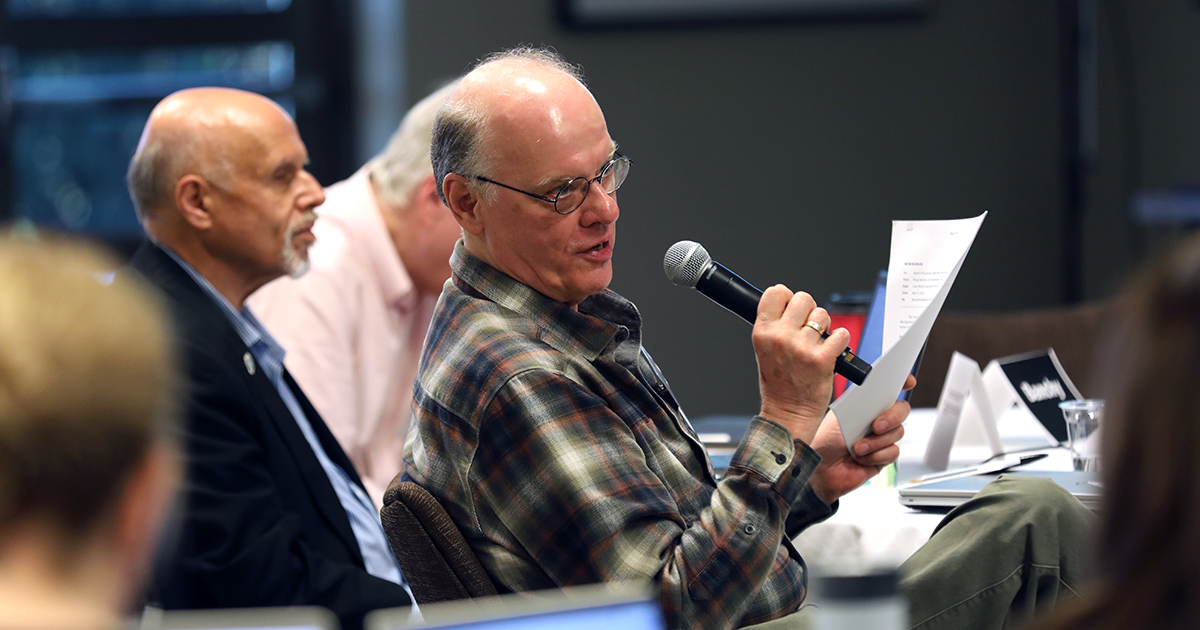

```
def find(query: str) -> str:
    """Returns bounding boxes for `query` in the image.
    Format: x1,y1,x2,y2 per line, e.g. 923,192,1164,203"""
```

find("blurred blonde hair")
0,232,179,557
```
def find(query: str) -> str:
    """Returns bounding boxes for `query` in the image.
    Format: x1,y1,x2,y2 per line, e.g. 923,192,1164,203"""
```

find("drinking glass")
1059,399,1103,472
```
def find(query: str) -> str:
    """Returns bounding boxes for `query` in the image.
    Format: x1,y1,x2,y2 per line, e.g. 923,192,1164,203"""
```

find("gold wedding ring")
803,320,826,336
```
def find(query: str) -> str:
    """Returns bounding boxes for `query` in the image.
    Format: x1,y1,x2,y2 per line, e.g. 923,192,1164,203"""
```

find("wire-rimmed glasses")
470,153,631,215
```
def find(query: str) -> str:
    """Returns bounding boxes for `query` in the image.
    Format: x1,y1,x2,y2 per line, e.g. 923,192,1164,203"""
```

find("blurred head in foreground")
0,232,181,629
1036,231,1200,630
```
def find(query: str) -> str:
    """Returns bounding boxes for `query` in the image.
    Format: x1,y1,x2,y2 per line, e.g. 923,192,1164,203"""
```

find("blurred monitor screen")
9,0,291,19
146,605,339,630
366,584,666,630
8,42,294,239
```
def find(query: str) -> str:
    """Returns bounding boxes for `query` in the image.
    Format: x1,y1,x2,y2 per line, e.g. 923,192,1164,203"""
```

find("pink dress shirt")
250,168,437,508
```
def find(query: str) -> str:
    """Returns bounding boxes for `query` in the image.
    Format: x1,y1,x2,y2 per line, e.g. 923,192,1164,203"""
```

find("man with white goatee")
126,87,413,630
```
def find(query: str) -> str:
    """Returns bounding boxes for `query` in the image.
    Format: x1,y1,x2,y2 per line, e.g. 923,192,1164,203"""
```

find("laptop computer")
144,606,340,630
365,583,666,630
898,470,1102,511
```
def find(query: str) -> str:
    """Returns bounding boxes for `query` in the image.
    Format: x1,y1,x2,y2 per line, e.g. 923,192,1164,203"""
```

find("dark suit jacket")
130,242,410,630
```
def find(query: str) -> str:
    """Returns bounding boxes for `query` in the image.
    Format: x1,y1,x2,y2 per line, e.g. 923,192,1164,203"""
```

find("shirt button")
743,524,756,535
771,451,786,465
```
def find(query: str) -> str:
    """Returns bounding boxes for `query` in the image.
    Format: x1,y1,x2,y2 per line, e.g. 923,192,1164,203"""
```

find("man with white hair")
251,81,462,507
404,47,1093,630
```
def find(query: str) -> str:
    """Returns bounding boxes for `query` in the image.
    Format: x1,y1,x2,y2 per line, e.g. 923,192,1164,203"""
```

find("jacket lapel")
129,241,366,565
240,354,366,564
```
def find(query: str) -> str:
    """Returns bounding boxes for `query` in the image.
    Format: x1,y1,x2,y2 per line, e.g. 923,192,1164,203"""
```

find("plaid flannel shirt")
403,243,833,629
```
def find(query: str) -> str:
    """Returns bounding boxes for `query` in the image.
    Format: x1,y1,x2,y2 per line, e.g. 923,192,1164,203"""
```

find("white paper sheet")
830,212,987,447
884,214,989,354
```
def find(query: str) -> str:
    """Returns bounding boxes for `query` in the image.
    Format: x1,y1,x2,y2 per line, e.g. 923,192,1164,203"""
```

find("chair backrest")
909,299,1122,409
380,478,499,604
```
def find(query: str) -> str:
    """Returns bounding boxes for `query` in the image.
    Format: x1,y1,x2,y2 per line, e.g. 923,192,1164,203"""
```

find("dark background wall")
398,0,1199,416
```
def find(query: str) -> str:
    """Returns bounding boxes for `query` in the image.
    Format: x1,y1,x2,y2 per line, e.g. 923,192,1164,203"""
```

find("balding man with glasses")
402,47,1092,630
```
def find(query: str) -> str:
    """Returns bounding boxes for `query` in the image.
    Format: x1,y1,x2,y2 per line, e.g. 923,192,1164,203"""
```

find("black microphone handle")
695,262,872,386
697,261,762,323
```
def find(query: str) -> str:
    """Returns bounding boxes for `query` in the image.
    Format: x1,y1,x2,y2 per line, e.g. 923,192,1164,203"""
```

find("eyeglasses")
470,153,631,215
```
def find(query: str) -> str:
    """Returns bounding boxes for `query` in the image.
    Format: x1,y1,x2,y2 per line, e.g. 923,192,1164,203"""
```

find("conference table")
695,406,1075,569
788,406,1073,567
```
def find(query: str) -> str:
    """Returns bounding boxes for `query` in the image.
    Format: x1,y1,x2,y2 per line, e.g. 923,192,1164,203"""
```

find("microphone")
663,240,872,386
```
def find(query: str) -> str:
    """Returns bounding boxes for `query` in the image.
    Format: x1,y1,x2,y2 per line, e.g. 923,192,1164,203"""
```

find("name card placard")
996,349,1082,444
924,352,1010,471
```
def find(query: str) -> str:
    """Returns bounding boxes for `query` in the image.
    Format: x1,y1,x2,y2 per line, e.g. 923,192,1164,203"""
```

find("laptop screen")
367,585,666,630
410,599,661,630
856,269,889,365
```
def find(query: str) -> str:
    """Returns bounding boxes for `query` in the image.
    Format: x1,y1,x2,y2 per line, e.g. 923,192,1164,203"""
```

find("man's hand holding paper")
810,374,915,504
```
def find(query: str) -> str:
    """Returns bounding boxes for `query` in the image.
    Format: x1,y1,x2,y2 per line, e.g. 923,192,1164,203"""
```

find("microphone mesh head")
663,240,711,288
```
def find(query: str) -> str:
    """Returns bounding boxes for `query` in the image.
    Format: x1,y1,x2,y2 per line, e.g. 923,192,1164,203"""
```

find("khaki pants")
744,476,1095,630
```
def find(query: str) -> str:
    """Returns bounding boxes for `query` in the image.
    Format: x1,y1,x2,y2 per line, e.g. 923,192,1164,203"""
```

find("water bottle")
811,565,907,630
